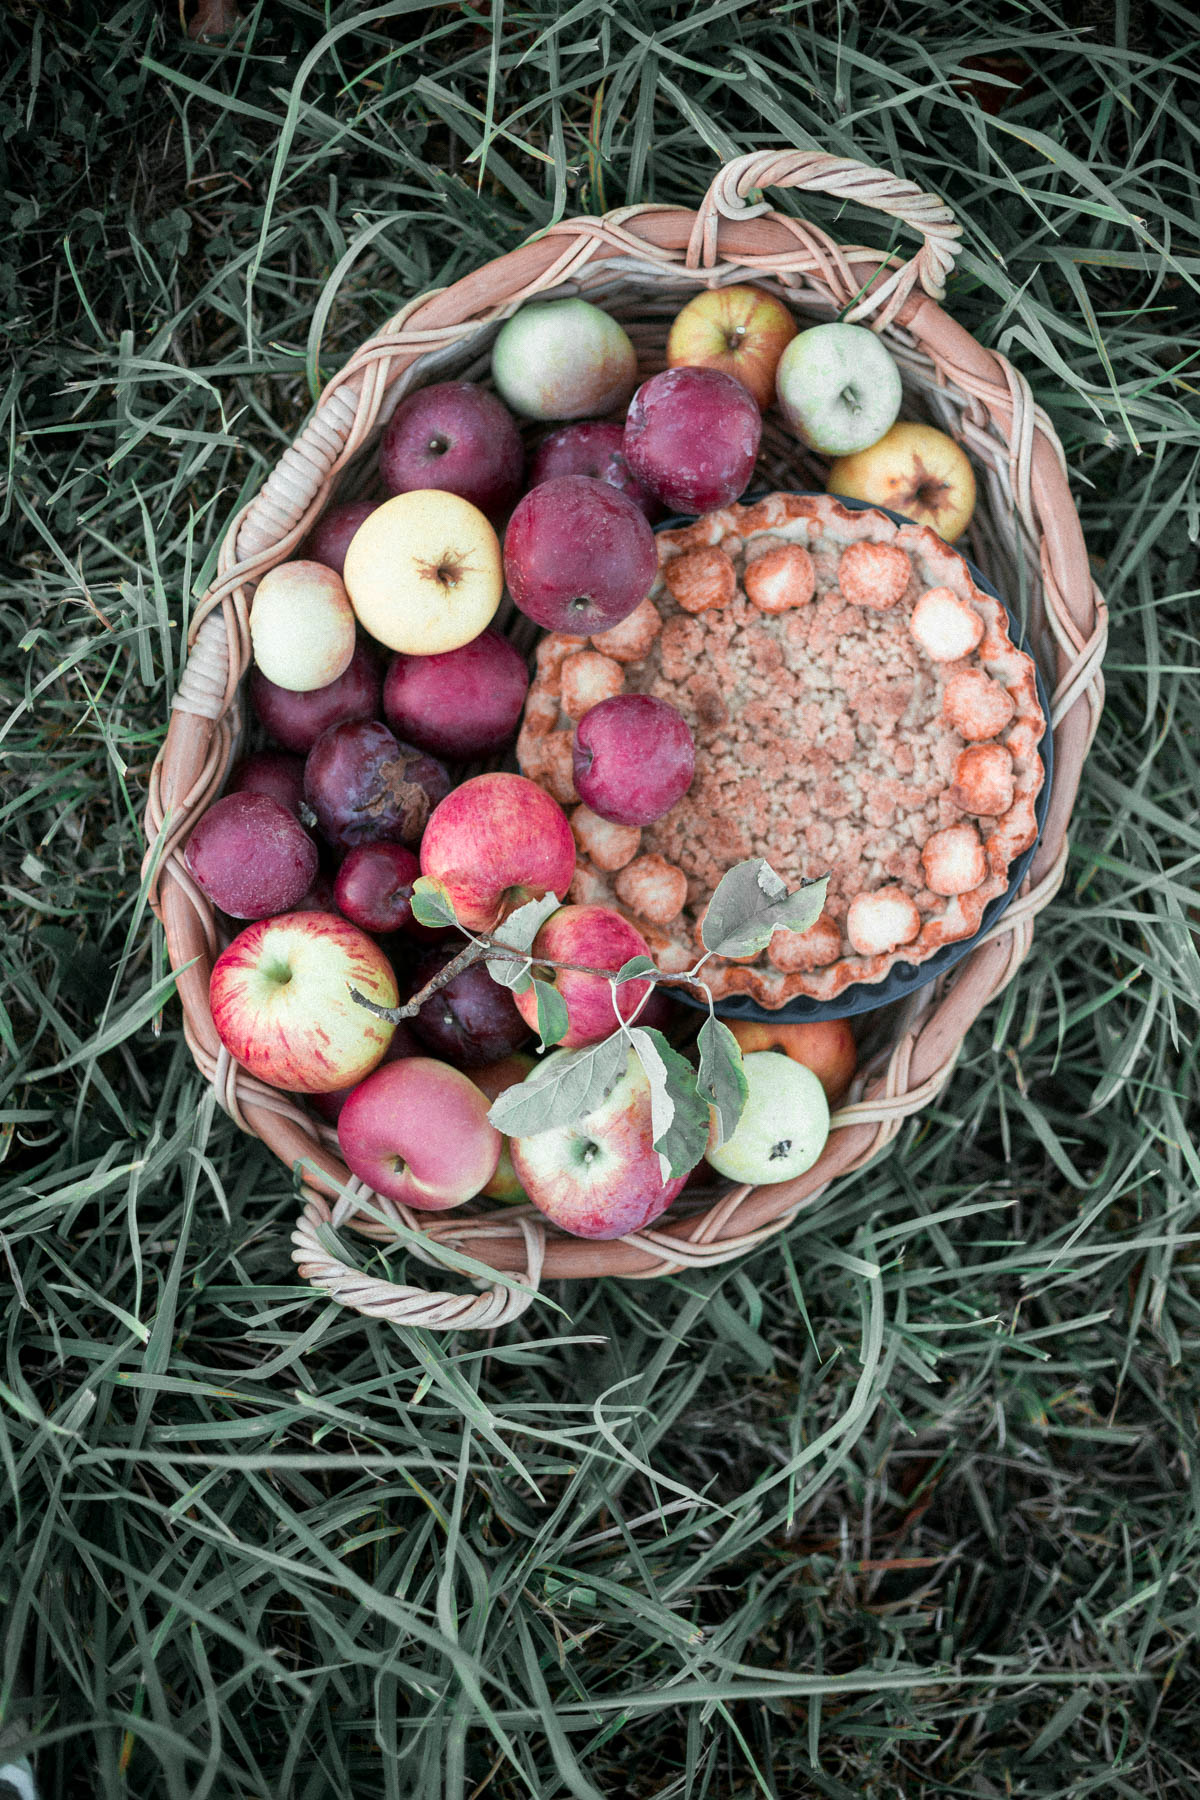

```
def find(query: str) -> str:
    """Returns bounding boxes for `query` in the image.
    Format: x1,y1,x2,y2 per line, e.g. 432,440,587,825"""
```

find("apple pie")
516,492,1046,1006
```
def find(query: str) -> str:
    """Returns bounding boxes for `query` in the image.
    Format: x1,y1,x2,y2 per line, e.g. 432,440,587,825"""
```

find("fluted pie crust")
517,493,1045,1007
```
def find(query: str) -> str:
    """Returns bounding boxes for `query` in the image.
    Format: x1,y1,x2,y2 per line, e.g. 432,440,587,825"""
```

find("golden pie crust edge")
516,492,1046,1008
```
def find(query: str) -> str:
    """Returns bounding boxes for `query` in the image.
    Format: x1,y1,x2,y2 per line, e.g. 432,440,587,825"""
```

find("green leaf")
701,860,830,959
628,1027,710,1183
485,955,533,994
410,877,460,932
491,892,561,955
696,1017,749,1150
613,955,658,985
532,978,569,1047
486,1036,627,1139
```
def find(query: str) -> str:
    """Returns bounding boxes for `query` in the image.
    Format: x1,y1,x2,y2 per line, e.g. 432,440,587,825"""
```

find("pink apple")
471,1052,536,1202
529,422,662,521
510,1045,692,1238
302,500,382,577
379,381,524,518
419,772,576,934
337,1056,501,1210
382,629,529,760
309,1022,421,1124
209,911,397,1092
514,904,652,1048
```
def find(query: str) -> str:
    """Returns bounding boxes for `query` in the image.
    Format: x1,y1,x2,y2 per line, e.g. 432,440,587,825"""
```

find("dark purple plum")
304,719,451,853
227,750,306,817
623,366,761,514
530,422,662,521
382,630,529,760
502,475,657,635
408,949,531,1069
251,640,381,754
334,842,423,936
184,792,318,920
302,500,382,578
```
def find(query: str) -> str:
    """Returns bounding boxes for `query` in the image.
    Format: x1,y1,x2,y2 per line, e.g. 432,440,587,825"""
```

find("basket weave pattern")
143,152,1107,1330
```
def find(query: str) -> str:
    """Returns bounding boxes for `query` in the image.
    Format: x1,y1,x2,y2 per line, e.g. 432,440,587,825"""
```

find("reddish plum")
382,630,529,760
185,792,318,919
530,422,662,522
573,694,695,826
304,720,451,854
409,949,531,1068
252,640,381,754
379,382,524,518
334,842,422,936
623,367,761,514
302,500,381,577
503,475,657,635
227,750,306,817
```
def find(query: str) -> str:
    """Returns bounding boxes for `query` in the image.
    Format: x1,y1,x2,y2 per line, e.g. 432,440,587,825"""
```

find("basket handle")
687,150,963,324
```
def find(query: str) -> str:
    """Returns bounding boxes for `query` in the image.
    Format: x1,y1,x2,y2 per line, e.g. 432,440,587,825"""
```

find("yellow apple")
249,560,357,693
343,489,502,654
828,421,976,542
666,284,798,411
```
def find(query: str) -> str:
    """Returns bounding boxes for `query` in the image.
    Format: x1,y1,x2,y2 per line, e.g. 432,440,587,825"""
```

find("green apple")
774,321,902,457
706,1050,830,1184
491,299,638,421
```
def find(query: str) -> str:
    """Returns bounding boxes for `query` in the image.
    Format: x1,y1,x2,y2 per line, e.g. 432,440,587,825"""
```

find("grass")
2,0,1199,1794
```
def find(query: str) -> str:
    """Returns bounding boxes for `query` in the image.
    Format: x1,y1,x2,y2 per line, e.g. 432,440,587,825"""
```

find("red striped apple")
209,911,397,1092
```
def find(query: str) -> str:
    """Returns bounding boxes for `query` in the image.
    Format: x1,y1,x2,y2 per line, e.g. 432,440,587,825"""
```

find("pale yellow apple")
249,560,357,693
666,284,797,411
828,421,977,542
343,489,502,654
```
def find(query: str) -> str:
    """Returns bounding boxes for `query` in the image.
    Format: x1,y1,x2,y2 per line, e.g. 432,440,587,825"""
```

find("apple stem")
840,385,861,415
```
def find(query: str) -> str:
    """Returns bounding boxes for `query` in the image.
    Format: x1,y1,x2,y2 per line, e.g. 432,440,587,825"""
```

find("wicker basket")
142,150,1107,1331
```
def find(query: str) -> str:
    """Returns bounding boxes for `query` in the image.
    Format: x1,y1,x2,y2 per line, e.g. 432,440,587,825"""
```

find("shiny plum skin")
573,694,696,827
227,750,306,817
382,630,529,760
529,422,662,522
379,382,524,518
333,842,423,936
503,475,658,635
304,719,451,854
302,500,381,577
409,949,531,1069
622,367,762,514
252,640,382,753
184,792,318,919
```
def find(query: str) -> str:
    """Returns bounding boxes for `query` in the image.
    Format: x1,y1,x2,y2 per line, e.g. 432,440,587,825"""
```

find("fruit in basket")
471,1053,536,1201
379,382,524,518
227,750,306,818
512,904,652,1048
342,490,503,653
337,1056,501,1209
828,421,976,542
727,1017,856,1104
774,322,903,455
510,1045,693,1238
573,693,695,827
382,629,529,759
419,772,576,934
302,500,382,577
304,719,451,853
249,560,357,692
529,422,662,522
503,475,658,635
334,841,424,936
409,947,531,1068
666,284,798,412
210,911,397,1092
251,640,381,754
309,1022,421,1125
491,299,638,421
622,367,761,514
705,1050,829,1184
184,791,318,920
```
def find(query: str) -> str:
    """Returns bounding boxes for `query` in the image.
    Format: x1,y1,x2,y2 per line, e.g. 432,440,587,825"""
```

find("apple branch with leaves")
351,859,829,1184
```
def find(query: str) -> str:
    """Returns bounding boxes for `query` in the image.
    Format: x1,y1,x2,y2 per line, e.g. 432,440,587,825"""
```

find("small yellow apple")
828,421,977,542
343,489,502,654
666,284,798,412
249,560,357,693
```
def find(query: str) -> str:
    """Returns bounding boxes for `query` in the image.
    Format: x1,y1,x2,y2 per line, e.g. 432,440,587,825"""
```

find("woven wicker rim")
142,149,1107,1330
